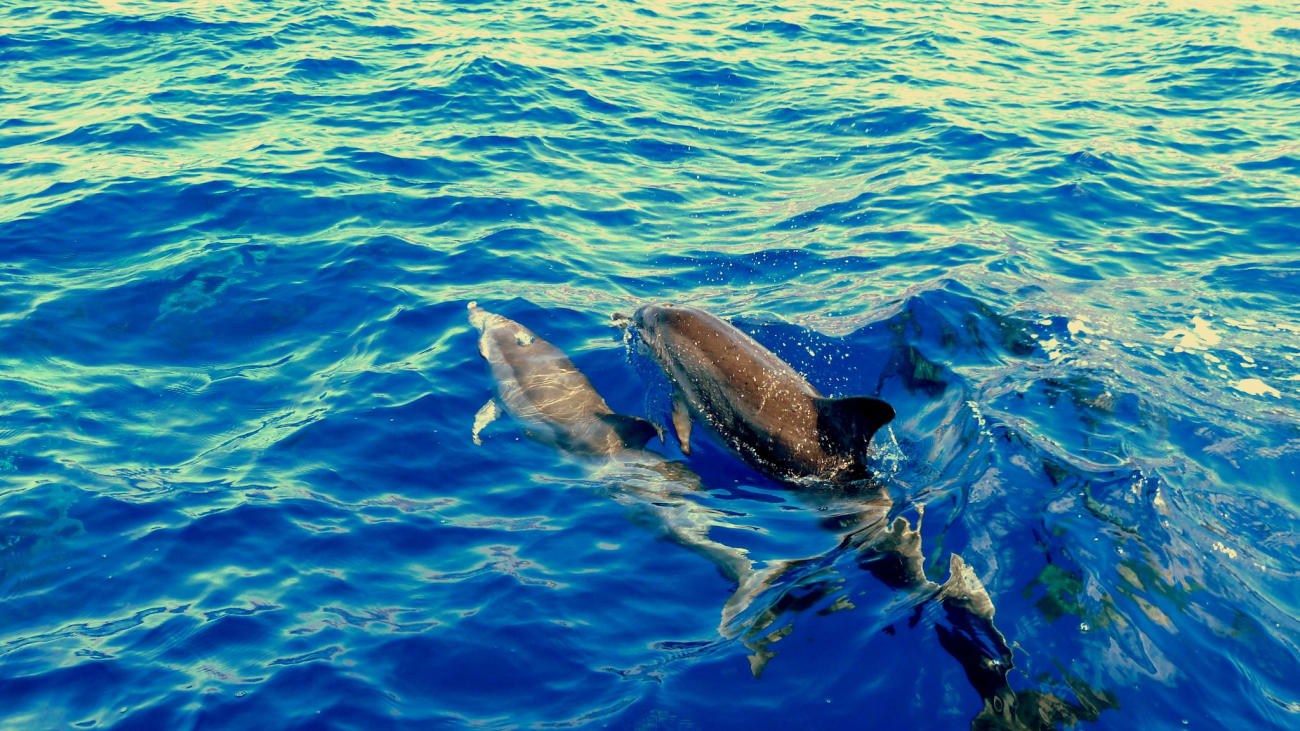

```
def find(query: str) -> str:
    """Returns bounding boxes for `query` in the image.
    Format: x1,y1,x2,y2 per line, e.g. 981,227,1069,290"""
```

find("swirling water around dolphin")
2,0,1299,728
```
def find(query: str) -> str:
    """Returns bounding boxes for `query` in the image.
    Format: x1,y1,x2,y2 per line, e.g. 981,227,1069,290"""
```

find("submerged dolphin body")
468,302,780,598
628,304,895,484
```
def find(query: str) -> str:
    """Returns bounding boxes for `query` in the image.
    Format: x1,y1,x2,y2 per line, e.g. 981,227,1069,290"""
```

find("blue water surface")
2,1,1299,728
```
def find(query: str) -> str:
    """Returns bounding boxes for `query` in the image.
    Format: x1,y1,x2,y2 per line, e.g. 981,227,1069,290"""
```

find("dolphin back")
469,301,660,457
812,396,895,471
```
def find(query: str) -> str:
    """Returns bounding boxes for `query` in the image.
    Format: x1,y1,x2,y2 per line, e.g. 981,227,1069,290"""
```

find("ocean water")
2,0,1298,728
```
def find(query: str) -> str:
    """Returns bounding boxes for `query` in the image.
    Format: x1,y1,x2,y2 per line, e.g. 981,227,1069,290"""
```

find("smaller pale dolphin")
627,304,895,484
469,301,658,455
469,301,784,611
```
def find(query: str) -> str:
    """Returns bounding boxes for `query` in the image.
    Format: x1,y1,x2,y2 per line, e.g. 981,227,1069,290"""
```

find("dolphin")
626,304,895,484
468,301,782,602
622,304,1112,726
469,301,658,455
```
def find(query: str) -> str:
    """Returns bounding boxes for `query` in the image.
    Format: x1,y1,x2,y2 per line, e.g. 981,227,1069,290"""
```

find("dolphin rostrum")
627,303,895,484
468,301,783,604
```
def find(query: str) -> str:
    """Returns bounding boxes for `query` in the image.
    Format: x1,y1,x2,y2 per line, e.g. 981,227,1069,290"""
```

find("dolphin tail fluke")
718,558,801,639
744,630,787,679
936,553,995,621
596,413,660,449
934,555,1119,728
735,596,796,678
934,553,1013,699
813,396,895,462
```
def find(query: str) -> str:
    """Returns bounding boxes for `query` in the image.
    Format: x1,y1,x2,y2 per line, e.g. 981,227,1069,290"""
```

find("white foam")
1161,315,1222,350
1232,378,1281,398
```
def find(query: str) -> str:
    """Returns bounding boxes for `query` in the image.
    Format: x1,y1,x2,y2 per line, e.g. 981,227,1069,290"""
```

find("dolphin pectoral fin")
813,395,895,458
597,413,659,449
471,399,501,446
671,392,692,455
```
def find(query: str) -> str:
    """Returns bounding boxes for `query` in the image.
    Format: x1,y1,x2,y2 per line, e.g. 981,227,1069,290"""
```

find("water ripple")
2,0,1298,728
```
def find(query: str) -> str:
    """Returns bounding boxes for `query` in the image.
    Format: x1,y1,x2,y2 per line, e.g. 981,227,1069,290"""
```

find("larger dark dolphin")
623,304,1115,726
627,303,895,484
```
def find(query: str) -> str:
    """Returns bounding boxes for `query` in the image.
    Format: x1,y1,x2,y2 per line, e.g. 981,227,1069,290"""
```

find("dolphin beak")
630,304,661,330
467,301,492,333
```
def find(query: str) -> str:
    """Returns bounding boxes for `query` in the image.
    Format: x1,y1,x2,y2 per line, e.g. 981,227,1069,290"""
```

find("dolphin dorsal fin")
812,396,895,458
596,413,660,449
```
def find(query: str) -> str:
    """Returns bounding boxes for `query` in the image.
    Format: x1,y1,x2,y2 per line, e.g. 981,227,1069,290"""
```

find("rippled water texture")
3,1,1299,728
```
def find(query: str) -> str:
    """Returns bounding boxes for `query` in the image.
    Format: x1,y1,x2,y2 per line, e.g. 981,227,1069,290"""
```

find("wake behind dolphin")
620,302,1114,727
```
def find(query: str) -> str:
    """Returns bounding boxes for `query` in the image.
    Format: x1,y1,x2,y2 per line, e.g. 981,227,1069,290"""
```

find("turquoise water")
2,0,1299,728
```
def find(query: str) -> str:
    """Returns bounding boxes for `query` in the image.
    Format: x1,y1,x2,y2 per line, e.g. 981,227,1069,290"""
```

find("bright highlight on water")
1,1,1297,729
